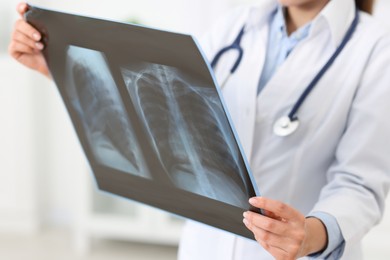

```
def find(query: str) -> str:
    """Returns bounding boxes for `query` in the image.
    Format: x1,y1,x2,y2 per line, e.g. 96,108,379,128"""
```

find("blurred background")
0,0,389,259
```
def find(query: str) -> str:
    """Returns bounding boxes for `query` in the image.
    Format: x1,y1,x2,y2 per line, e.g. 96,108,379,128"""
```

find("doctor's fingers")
9,41,36,59
12,30,44,51
17,2,29,17
249,197,304,223
243,211,289,235
14,19,42,43
243,221,300,260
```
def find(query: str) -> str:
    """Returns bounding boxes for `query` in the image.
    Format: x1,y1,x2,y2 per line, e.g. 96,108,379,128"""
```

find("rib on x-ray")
122,63,250,208
65,46,150,179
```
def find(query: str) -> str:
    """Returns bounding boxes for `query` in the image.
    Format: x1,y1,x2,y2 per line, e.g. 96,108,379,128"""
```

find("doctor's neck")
283,0,330,35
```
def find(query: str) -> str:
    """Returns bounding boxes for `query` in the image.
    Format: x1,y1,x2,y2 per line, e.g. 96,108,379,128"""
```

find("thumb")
17,2,29,18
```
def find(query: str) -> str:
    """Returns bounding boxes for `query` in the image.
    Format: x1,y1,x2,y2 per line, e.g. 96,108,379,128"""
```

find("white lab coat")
178,0,390,259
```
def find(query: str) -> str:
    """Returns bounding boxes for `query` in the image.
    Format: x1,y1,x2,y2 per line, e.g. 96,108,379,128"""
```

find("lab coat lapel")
222,13,270,161
210,1,276,161
255,30,335,127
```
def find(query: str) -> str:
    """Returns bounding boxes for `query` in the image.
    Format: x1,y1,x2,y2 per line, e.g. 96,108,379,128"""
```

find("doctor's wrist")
299,217,328,257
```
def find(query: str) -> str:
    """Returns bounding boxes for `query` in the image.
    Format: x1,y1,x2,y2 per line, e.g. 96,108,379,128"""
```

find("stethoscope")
211,9,360,137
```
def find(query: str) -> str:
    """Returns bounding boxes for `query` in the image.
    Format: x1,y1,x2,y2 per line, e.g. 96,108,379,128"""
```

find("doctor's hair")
355,0,375,14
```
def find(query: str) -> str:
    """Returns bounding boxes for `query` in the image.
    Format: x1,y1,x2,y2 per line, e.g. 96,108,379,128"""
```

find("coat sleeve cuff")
306,212,346,259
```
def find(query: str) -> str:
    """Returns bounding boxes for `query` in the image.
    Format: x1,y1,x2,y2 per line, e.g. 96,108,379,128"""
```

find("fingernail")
249,198,256,204
19,4,25,12
243,218,249,225
33,33,41,41
243,212,248,218
35,42,44,50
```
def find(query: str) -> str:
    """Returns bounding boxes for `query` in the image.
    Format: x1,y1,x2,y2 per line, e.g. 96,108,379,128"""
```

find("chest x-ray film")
26,5,260,239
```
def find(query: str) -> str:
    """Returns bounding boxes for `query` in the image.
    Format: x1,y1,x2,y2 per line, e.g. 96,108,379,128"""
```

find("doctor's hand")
9,3,50,78
243,197,328,260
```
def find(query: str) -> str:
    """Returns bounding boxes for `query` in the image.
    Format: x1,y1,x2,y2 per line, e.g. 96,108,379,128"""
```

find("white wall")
0,1,38,234
0,59,39,233
28,0,231,38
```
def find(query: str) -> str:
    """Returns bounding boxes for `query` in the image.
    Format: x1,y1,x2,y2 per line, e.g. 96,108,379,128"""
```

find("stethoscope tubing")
211,26,246,75
211,8,360,136
288,9,360,122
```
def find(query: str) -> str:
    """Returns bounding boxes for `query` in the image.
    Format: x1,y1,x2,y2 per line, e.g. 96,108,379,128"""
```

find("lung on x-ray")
121,62,250,208
65,46,150,179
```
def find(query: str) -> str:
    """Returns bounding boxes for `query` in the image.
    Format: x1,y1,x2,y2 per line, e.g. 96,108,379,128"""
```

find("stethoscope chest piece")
273,116,299,137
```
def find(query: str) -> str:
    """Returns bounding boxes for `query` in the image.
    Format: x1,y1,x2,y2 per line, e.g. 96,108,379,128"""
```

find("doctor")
179,0,390,259
8,0,390,259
